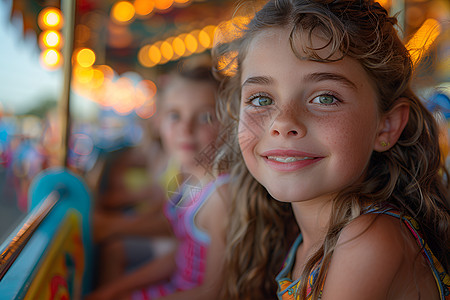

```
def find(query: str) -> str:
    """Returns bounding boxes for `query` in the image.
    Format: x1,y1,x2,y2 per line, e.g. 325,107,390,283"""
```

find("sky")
0,0,98,118
0,0,62,114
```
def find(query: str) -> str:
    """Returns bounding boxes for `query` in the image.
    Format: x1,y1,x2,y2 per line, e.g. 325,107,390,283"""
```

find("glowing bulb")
40,49,62,70
38,7,63,30
111,1,135,23
40,30,62,49
76,48,96,68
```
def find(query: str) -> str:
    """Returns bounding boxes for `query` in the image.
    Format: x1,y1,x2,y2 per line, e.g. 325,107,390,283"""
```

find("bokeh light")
38,7,63,30
134,0,155,16
406,18,441,66
76,48,96,68
39,30,63,49
40,49,62,70
111,1,135,23
154,0,174,11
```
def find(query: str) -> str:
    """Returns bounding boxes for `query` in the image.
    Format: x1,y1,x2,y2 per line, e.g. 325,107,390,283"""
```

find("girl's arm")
157,184,230,300
321,214,439,299
93,203,173,242
85,249,177,300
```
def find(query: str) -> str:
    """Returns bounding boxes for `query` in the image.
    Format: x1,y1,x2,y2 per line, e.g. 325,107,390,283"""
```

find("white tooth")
267,156,312,163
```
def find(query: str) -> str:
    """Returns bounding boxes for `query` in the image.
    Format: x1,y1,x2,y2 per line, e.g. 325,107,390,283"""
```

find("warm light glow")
136,99,156,119
39,30,63,49
110,78,136,115
199,28,213,48
40,49,62,70
217,51,238,77
165,37,180,60
38,7,63,30
215,16,251,47
137,79,157,100
148,45,162,64
160,41,174,60
202,25,216,42
111,1,135,23
138,45,156,67
172,37,186,57
405,18,441,66
96,65,115,80
154,0,174,11
184,34,198,54
134,0,155,16
90,69,105,89
377,0,390,9
73,66,94,84
76,48,96,68
174,0,190,4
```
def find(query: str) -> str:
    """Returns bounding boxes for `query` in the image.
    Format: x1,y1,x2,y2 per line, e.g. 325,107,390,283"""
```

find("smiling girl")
212,0,450,299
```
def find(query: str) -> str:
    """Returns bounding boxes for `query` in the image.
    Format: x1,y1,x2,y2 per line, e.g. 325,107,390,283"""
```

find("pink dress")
132,174,229,299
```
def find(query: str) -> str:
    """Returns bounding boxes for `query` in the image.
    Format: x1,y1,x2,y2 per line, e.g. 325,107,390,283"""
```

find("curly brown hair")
212,0,450,299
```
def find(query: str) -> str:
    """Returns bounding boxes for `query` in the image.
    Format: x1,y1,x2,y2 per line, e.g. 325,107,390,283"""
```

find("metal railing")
0,191,60,280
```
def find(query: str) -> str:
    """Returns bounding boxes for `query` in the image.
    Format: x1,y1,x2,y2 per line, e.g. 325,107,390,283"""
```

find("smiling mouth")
266,156,315,163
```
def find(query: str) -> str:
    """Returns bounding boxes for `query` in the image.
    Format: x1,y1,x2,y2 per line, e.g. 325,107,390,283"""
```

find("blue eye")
250,95,273,106
168,112,180,121
312,94,339,105
198,112,213,124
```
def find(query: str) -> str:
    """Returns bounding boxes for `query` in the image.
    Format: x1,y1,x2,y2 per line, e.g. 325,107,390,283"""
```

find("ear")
374,98,410,152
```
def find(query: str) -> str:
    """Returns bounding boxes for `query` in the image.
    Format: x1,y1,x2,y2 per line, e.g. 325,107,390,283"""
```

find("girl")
212,0,450,299
86,58,230,300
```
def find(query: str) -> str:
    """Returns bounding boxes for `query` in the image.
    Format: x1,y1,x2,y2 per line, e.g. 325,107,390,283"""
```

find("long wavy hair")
212,0,450,299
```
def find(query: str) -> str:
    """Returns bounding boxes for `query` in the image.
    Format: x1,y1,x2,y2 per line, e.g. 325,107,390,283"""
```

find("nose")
270,106,306,138
180,118,195,135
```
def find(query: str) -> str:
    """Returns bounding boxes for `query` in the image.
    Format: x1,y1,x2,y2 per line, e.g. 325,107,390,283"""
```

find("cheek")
160,122,176,149
238,108,267,153
198,125,219,147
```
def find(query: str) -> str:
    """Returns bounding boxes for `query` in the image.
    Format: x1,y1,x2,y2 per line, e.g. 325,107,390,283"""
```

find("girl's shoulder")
195,175,231,235
321,212,441,299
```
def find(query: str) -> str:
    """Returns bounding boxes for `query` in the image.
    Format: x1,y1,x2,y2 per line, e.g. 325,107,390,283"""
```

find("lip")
260,149,324,172
179,143,196,151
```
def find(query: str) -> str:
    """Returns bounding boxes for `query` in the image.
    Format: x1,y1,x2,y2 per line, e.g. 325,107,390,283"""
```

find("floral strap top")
275,208,450,300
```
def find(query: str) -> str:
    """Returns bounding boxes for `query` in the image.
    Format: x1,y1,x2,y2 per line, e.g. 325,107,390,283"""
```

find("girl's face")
239,27,382,204
159,78,219,173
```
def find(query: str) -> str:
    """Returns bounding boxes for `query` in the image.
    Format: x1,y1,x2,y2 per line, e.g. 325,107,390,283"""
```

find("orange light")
184,33,198,54
38,7,63,30
138,45,156,67
40,49,62,70
172,36,186,57
39,30,63,49
174,0,190,4
217,51,238,77
76,48,96,68
154,0,174,11
134,0,155,16
160,41,174,60
73,66,94,84
148,44,162,64
405,18,441,66
111,1,135,23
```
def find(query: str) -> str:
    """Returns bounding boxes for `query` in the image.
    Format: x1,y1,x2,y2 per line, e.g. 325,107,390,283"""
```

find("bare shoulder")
322,213,439,299
195,182,230,234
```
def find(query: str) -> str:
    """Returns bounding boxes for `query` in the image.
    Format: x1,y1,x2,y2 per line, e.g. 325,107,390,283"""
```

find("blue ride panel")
0,167,93,299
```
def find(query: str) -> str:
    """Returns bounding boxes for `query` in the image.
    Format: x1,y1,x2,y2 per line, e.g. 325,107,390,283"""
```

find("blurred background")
0,0,449,242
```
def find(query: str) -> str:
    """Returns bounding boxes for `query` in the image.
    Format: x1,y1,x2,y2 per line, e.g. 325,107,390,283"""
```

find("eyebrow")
304,72,358,90
241,72,358,90
241,76,274,88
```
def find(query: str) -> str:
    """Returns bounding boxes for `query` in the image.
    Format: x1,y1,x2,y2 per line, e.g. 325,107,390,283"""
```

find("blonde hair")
213,0,450,299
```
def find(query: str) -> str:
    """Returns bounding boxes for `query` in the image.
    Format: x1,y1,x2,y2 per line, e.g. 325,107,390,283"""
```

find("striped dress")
132,174,229,299
276,207,450,300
